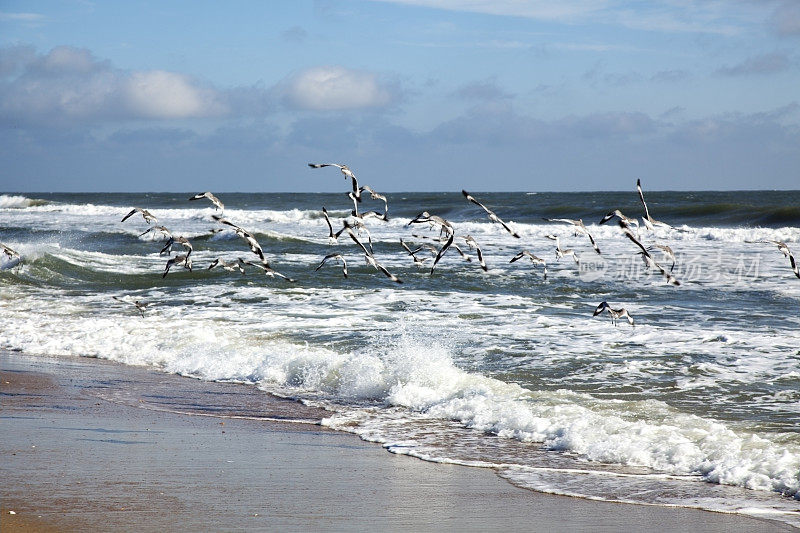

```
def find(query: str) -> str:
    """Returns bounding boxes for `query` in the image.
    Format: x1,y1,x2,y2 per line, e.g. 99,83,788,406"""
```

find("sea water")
1,190,799,526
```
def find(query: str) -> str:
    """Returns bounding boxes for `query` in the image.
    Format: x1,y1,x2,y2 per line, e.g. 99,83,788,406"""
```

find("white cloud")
122,70,226,119
0,46,229,124
369,0,760,35
280,65,395,110
0,11,44,22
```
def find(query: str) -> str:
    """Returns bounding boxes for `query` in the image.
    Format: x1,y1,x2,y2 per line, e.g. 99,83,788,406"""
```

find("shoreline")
1,351,795,532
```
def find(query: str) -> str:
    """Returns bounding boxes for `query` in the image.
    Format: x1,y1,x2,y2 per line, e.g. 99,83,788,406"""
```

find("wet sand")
1,352,794,532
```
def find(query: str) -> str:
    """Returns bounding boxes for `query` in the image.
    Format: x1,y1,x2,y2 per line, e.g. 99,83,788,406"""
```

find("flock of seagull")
2,168,798,326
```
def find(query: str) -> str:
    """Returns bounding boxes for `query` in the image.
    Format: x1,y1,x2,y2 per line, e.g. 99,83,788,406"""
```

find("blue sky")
1,1,798,192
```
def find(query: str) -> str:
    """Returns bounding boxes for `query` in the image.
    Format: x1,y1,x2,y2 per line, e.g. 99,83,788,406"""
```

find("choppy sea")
1,189,799,526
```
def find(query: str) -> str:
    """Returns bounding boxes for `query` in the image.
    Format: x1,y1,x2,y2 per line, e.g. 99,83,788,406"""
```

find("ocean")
1,189,799,526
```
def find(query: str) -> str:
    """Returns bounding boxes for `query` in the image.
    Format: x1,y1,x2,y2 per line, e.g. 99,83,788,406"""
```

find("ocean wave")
0,194,48,208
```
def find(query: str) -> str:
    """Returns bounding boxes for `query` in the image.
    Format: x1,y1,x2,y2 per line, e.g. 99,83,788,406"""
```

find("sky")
0,0,798,192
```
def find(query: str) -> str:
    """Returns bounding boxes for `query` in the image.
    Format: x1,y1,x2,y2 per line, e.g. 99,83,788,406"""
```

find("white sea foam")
0,194,43,208
3,196,800,524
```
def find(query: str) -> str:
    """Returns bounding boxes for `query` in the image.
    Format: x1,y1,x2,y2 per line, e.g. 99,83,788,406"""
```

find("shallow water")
1,190,799,526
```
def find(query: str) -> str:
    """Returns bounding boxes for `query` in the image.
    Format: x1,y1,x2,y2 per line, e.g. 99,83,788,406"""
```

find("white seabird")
543,217,601,254
163,254,192,278
189,191,225,211
509,251,547,280
753,240,800,279
139,225,172,240
619,222,680,286
239,258,295,282
462,190,520,238
122,207,158,225
315,253,348,278
593,301,635,327
599,209,640,230
545,234,580,265
637,179,673,230
160,236,193,257
463,235,488,271
208,258,245,274
112,295,150,318
343,224,402,283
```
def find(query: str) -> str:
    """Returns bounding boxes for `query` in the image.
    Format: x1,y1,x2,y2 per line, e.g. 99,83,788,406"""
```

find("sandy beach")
1,351,794,532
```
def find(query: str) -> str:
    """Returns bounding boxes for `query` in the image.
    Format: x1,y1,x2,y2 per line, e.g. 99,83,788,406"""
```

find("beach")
1,351,793,532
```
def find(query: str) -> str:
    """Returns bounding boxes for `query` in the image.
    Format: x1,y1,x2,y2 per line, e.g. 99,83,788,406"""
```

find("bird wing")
636,179,652,221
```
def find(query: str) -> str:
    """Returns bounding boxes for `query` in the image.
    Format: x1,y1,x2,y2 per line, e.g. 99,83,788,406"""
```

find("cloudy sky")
1,1,798,192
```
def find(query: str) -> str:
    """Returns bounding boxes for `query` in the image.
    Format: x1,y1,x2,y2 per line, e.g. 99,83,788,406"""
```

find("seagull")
163,254,192,278
1,242,20,261
599,209,640,230
354,210,389,222
408,211,454,237
189,192,225,211
462,190,520,238
139,225,172,240
309,163,360,200
637,179,672,230
322,207,346,243
315,253,348,278
619,222,680,286
753,240,800,279
543,218,601,254
239,258,295,282
343,224,402,283
358,185,388,213
160,236,193,257
463,235,487,271
510,251,547,279
647,244,676,272
122,207,157,224
112,296,150,318
208,258,245,274
211,215,265,262
593,301,635,327
545,235,580,264
400,239,430,265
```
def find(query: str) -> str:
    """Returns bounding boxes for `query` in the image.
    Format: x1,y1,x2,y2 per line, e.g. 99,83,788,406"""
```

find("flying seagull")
545,234,580,265
543,218,601,254
112,296,150,318
510,250,547,280
599,209,639,230
462,190,520,238
407,212,455,274
637,179,672,230
343,224,402,283
309,163,360,200
139,225,172,240
619,221,680,286
160,236,193,257
122,207,158,225
212,215,265,262
593,301,635,327
189,191,225,211
315,253,348,278
1,242,20,261
322,207,346,243
400,239,430,265
752,240,800,279
358,185,388,213
647,244,676,272
162,254,192,278
239,258,295,282
208,258,245,274
463,235,488,271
